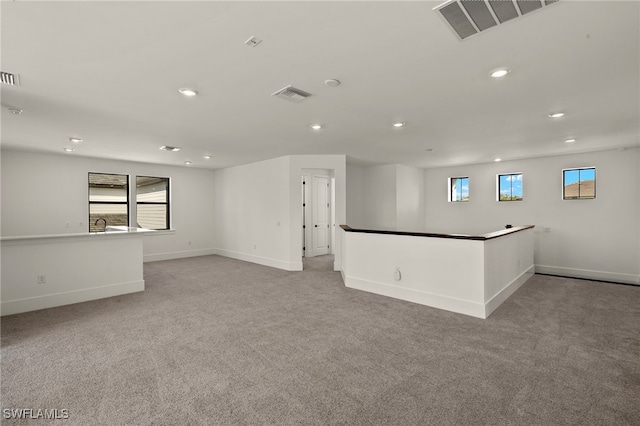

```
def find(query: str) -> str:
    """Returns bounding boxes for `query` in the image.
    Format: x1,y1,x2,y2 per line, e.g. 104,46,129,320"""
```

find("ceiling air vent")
271,85,312,103
435,0,559,41
1,71,20,86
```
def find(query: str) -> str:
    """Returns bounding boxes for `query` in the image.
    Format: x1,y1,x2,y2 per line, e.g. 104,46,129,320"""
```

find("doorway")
302,170,335,258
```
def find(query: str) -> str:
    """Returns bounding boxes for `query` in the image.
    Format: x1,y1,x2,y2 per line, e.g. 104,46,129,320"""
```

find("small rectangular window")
448,177,469,202
497,173,523,201
89,173,129,232
563,167,595,200
136,176,170,230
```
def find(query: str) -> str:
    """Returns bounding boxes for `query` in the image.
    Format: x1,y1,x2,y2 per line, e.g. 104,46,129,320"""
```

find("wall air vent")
1,71,20,86
271,85,312,103
435,0,559,41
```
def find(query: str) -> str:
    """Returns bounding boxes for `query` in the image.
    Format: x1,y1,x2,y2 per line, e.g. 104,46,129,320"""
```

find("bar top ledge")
1,226,155,242
340,224,535,241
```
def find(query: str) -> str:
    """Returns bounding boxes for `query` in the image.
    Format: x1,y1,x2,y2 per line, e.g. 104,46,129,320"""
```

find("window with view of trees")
497,173,523,201
448,177,469,202
563,167,595,200
89,173,129,232
136,176,170,230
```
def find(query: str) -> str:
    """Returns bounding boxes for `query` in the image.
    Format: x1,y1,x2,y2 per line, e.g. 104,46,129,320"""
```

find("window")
136,176,170,230
497,173,523,201
563,167,595,200
89,173,129,232
448,177,469,202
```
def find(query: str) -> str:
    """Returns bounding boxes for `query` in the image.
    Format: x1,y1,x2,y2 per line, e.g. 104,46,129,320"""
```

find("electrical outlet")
394,268,401,281
188,240,192,246
65,222,71,228
37,275,47,284
253,244,257,250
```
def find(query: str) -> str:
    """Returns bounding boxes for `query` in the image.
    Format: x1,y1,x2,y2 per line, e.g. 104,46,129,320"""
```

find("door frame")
302,169,334,259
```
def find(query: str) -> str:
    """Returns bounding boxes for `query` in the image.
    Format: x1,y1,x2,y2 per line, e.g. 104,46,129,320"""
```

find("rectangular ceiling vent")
1,71,20,86
271,85,312,103
435,0,559,41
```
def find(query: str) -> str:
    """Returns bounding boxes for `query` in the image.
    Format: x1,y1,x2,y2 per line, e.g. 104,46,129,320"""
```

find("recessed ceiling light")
69,137,83,143
490,68,510,78
393,122,405,128
178,88,198,97
548,112,565,118
311,124,322,130
494,158,502,162
160,146,181,152
203,155,211,159
425,148,434,152
63,147,75,153
564,138,576,143
184,161,192,165
324,79,341,87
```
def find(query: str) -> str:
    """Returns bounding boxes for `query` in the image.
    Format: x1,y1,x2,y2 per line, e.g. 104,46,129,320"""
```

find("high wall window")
136,176,170,230
448,177,469,202
563,167,596,200
497,173,523,201
89,173,129,232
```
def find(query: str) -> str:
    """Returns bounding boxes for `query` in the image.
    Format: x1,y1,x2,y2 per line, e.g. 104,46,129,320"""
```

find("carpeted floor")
2,254,639,425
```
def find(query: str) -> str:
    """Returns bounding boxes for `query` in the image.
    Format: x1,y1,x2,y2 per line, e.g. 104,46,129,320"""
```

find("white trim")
216,248,303,271
143,229,176,236
144,248,216,263
1,280,144,316
484,265,535,317
344,275,486,319
535,265,639,285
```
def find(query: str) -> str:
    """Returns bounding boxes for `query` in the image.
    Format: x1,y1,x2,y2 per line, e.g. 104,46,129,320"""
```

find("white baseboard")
1,280,144,316
144,248,217,263
344,275,486,319
216,249,302,271
484,265,535,317
535,265,640,285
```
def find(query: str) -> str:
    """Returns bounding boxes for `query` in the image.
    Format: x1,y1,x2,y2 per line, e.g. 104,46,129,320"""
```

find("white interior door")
312,174,330,256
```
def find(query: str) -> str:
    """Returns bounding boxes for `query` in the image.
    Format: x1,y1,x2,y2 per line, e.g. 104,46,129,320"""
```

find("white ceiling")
1,0,638,169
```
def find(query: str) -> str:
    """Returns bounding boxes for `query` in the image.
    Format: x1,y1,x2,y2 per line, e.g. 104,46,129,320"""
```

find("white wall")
2,233,145,315
0,149,217,261
212,156,292,270
424,148,640,284
341,227,534,318
213,154,346,272
362,164,397,230
396,164,425,232
352,163,424,232
346,163,365,228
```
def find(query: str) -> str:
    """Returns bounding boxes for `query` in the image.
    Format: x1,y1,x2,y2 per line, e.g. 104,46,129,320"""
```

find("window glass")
449,177,469,202
563,167,595,199
498,173,523,201
89,173,129,231
136,176,170,230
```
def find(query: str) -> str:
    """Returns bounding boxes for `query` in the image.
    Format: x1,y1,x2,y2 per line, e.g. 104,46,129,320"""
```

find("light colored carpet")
2,254,639,425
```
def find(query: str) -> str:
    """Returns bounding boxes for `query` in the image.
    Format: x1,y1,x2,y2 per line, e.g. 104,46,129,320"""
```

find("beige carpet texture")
2,254,639,425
